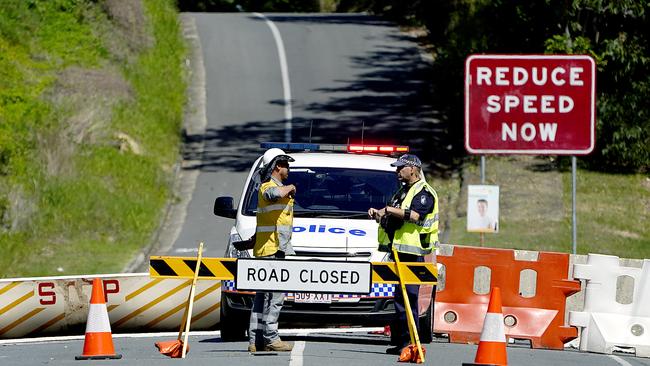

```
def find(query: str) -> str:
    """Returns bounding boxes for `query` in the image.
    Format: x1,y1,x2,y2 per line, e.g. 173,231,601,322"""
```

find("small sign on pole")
467,185,500,233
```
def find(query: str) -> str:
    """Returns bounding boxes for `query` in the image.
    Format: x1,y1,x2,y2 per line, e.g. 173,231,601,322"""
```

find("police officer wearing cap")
368,153,439,355
248,148,296,353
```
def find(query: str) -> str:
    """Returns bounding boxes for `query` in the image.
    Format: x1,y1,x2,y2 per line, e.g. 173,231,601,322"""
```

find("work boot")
247,344,256,352
386,345,405,355
264,340,293,352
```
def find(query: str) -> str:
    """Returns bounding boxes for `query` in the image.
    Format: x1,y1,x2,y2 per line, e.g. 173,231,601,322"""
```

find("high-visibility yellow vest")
254,179,294,257
378,179,439,255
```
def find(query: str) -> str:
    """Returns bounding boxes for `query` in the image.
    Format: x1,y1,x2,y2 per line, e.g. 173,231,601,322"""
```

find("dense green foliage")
545,2,649,172
0,0,186,277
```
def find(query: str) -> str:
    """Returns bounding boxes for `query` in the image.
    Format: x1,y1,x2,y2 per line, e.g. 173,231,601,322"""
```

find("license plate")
294,293,333,304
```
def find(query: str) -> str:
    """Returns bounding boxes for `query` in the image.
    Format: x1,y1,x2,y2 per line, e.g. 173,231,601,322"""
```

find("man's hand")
278,184,297,199
368,207,386,223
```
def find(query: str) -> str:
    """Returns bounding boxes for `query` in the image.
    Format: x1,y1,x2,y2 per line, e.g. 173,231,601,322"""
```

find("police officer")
248,148,296,353
367,153,439,355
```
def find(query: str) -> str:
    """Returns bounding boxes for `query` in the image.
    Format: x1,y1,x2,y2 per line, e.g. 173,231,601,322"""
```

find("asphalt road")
169,13,445,258
2,329,646,366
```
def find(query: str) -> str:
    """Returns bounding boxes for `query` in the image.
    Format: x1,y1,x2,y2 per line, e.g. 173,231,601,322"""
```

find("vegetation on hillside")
0,0,186,277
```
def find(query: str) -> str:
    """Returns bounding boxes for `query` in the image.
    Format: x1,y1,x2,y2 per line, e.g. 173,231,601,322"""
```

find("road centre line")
608,355,634,366
253,13,293,142
289,341,305,366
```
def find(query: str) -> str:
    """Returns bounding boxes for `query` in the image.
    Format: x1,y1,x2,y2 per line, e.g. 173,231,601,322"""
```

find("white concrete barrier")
569,254,650,357
0,274,220,339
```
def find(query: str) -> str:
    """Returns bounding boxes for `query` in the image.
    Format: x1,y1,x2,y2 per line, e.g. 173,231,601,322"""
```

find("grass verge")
0,0,186,277
430,156,650,258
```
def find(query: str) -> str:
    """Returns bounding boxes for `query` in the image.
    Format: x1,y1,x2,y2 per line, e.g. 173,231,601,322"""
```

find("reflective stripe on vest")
256,225,293,233
257,203,293,214
378,179,439,255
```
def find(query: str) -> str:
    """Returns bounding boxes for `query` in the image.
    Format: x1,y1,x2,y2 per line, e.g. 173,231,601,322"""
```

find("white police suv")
213,142,436,342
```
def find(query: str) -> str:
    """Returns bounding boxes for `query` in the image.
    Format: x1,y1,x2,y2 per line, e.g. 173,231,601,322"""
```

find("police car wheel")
219,301,247,341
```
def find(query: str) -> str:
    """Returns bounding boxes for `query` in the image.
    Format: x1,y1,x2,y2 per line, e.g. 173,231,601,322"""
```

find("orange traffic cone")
462,287,507,366
75,278,122,360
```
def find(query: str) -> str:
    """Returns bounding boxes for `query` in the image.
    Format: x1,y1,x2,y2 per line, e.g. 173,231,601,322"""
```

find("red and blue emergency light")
261,142,409,154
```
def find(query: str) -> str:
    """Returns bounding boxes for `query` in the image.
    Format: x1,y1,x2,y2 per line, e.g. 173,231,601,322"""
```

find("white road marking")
289,330,309,366
253,12,293,142
609,355,634,366
0,327,384,346
174,247,199,253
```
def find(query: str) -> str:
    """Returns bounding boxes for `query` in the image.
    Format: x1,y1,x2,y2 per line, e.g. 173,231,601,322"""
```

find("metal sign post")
572,156,577,254
480,156,486,246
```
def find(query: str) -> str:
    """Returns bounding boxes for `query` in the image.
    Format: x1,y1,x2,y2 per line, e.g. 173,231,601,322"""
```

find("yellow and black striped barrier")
370,262,437,285
149,256,436,285
149,256,237,280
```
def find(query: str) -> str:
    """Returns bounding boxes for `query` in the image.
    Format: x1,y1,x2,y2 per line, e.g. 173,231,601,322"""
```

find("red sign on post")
465,55,596,155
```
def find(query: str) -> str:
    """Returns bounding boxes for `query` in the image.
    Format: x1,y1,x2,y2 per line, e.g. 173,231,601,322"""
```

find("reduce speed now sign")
465,54,596,155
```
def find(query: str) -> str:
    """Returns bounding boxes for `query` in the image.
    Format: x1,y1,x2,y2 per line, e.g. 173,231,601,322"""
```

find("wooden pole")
180,242,204,358
392,248,425,363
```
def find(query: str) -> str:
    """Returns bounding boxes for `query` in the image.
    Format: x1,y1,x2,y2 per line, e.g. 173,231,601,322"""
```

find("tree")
545,1,650,172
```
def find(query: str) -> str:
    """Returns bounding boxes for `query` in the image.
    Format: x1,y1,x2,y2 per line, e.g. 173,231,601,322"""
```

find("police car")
213,142,436,342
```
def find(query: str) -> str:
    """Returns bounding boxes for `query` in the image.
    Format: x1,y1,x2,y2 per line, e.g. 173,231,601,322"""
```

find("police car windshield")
243,167,397,218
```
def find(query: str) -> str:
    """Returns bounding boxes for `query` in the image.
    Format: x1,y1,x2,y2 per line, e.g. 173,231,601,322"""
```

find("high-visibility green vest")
378,179,439,255
255,179,294,257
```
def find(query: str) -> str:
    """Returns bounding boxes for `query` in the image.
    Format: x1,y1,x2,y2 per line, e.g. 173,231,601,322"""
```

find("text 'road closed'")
236,259,371,294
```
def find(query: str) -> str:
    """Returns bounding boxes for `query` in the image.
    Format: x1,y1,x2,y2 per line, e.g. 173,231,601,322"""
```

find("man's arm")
263,184,296,201
381,191,434,222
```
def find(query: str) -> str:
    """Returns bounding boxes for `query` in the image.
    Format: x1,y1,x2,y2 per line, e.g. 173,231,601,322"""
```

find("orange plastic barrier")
434,246,580,349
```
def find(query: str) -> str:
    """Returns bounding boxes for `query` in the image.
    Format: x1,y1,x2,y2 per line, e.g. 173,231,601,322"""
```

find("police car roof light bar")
261,142,408,154
348,145,409,153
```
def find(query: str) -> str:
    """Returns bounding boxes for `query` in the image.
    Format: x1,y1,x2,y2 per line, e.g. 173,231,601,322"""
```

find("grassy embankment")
431,156,650,259
0,0,186,277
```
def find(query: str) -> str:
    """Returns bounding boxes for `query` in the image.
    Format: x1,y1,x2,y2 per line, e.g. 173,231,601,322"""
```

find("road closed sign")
465,54,596,155
236,259,372,294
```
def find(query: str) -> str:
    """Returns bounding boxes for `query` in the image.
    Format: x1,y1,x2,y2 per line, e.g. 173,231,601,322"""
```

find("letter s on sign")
38,282,56,305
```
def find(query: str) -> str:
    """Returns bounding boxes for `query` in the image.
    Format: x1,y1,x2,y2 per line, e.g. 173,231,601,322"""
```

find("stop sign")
465,54,596,155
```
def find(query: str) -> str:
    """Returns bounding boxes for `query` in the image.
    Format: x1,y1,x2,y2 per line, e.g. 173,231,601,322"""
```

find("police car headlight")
236,248,251,258
226,232,251,258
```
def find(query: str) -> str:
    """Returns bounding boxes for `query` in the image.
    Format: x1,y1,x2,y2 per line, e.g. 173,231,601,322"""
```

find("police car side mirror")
214,196,236,219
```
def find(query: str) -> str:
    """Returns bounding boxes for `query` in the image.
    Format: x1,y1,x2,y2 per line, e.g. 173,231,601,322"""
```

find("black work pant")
390,252,424,348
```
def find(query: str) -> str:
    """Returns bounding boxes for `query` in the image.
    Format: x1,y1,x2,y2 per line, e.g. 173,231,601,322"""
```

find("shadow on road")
183,15,462,176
